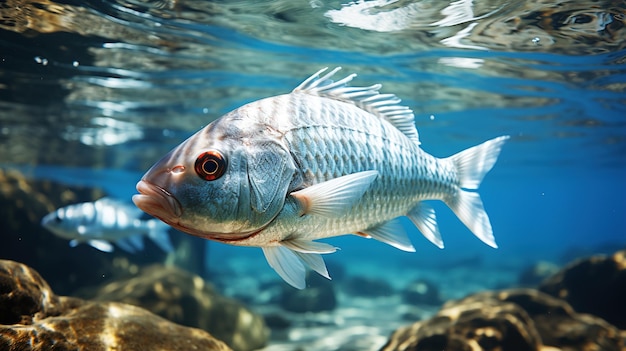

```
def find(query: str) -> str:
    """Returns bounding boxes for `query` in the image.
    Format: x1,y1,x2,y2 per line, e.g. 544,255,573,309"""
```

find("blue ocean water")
1,0,625,348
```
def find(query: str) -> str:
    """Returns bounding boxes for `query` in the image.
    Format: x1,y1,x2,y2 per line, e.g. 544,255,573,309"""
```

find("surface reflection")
62,117,144,146
0,0,624,171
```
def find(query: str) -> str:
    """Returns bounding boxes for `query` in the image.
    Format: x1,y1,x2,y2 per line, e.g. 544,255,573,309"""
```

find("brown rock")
539,249,626,329
0,259,232,351
0,257,71,326
82,264,268,351
469,289,624,351
381,288,624,351
381,291,542,351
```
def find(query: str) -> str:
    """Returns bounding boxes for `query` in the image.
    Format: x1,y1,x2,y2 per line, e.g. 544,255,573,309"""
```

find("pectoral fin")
290,170,378,217
262,239,337,289
87,240,115,252
262,246,305,289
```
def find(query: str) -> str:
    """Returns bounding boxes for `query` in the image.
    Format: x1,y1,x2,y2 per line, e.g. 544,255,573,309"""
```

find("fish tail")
146,220,174,253
445,135,510,248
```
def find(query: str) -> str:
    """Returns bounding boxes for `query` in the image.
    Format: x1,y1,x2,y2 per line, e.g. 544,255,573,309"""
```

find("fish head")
133,115,297,242
40,205,85,240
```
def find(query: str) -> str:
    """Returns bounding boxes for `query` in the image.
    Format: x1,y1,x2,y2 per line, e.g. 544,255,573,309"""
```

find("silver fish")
133,67,509,288
42,197,174,253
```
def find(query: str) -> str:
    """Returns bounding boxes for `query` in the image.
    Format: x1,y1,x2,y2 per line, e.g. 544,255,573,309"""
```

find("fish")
41,197,174,253
133,67,509,289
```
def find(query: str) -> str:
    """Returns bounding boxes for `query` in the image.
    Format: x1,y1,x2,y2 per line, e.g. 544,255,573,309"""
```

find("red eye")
194,150,227,181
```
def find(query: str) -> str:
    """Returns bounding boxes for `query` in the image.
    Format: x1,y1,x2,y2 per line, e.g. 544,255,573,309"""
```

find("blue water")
1,0,625,347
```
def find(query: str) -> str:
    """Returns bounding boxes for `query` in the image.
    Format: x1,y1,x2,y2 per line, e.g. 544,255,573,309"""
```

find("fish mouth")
133,180,183,221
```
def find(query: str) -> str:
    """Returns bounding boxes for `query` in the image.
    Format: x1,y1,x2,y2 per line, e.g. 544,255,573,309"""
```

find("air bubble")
34,56,49,65
35,56,48,66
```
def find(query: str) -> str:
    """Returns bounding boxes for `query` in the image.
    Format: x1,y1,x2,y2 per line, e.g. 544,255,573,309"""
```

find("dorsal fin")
293,67,420,145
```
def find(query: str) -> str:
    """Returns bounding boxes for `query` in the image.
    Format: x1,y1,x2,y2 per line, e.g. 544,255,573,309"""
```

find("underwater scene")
1,0,625,350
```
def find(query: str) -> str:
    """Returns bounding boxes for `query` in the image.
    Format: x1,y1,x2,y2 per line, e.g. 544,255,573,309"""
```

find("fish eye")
195,150,227,181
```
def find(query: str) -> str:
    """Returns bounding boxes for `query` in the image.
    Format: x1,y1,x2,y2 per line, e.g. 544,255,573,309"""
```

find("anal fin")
447,190,497,248
407,202,443,249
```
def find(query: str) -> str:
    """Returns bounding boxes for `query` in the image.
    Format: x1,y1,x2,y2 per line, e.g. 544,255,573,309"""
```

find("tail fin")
445,136,509,248
146,220,174,253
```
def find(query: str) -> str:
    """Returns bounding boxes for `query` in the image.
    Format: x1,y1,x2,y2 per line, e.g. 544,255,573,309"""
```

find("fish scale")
133,67,509,289
241,92,457,243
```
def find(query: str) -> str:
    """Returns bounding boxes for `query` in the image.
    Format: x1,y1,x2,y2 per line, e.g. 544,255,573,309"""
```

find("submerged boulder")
382,290,542,351
539,249,626,329
381,288,624,351
81,264,269,351
0,259,232,351
462,289,624,351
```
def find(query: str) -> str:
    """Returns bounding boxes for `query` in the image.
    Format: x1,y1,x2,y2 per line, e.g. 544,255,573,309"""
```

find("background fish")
42,197,174,253
133,67,509,288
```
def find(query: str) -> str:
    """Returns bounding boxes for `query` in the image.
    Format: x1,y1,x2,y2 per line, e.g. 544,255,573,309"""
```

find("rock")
344,275,393,297
539,249,626,329
463,289,624,351
381,288,624,351
80,264,268,351
382,290,542,351
0,258,65,326
401,279,442,305
0,259,232,351
279,273,337,313
518,261,560,286
262,312,292,330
